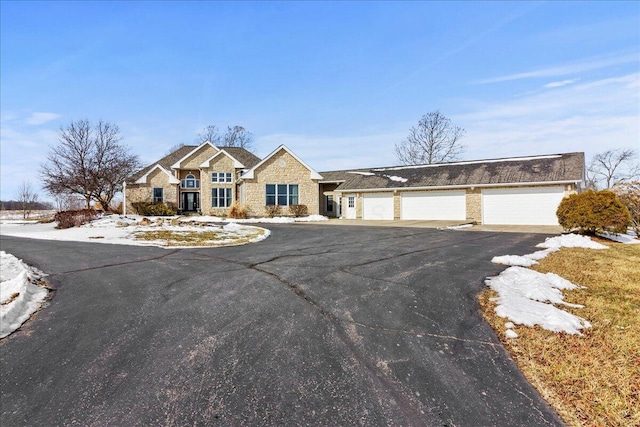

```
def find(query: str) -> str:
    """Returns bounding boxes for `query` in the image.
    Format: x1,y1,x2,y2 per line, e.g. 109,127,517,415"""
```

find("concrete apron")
315,218,563,234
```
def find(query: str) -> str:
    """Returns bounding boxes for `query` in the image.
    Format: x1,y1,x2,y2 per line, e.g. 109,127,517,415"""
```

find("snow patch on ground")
486,266,590,335
445,224,474,230
536,234,608,250
597,231,640,244
487,233,605,336
1,252,48,338
0,215,272,248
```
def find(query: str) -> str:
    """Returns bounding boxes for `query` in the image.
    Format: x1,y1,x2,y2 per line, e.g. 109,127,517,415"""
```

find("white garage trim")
482,186,565,225
362,193,394,220
400,190,466,220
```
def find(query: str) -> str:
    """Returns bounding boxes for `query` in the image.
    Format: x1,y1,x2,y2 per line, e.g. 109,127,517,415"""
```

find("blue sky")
1,1,639,201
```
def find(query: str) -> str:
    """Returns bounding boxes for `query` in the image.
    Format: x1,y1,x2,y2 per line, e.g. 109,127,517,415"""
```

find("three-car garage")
358,186,566,225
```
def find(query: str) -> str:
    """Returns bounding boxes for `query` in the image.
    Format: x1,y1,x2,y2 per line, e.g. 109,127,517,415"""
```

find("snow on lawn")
0,215,271,248
492,233,607,267
0,214,329,248
1,251,48,339
597,231,640,244
487,234,607,335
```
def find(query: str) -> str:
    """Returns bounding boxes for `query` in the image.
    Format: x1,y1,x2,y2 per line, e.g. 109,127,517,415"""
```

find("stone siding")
200,154,236,216
465,188,482,223
179,145,219,170
240,150,319,217
125,168,178,213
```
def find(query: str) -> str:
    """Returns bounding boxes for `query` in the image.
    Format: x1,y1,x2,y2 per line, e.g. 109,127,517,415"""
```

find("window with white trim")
211,172,232,183
181,174,200,188
153,187,164,203
266,184,299,206
212,188,232,208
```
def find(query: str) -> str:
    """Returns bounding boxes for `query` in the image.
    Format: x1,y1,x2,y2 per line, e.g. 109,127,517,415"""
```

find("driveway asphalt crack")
46,249,182,279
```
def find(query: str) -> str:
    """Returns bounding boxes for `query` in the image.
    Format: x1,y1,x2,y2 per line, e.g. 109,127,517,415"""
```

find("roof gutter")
335,180,582,193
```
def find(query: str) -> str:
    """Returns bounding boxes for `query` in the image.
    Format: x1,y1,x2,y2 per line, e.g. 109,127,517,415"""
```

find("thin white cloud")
25,112,62,126
457,73,640,160
476,53,639,84
543,79,578,88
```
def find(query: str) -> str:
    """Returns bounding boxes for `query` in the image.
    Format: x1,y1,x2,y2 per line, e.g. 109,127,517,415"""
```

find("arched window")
181,173,200,188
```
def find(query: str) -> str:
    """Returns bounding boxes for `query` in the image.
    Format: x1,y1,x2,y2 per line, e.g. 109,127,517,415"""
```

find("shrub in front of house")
288,204,308,217
54,209,99,229
228,202,247,219
265,205,281,218
613,181,640,235
131,202,178,216
556,190,631,235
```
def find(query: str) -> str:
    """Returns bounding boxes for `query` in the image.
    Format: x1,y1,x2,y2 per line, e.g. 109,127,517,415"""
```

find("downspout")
122,181,127,216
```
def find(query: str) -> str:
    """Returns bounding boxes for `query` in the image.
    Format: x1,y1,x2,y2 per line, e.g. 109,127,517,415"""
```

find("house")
320,152,585,225
126,142,322,217
126,144,584,226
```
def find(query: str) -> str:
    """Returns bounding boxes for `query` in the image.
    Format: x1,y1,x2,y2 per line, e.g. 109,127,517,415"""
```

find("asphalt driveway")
0,224,563,426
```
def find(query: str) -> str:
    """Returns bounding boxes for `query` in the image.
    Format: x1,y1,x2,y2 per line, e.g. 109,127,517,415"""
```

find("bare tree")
588,148,639,189
16,181,39,219
195,125,221,145
40,119,141,211
395,111,466,165
195,124,254,151
222,125,254,150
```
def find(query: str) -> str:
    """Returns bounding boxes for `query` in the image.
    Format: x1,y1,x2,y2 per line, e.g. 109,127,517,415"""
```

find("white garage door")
482,187,565,225
362,193,394,220
401,190,466,220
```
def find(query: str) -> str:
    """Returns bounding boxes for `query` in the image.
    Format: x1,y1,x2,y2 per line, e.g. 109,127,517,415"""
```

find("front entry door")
182,192,199,212
345,196,356,219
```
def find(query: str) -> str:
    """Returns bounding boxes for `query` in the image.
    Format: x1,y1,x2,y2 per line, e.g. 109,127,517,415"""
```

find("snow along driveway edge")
486,234,608,337
0,251,49,339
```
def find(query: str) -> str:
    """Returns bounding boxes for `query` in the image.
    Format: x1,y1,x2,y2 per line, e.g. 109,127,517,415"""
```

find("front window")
326,195,333,212
266,184,299,206
153,187,163,203
212,188,232,208
211,172,232,183
181,173,200,188
348,196,355,208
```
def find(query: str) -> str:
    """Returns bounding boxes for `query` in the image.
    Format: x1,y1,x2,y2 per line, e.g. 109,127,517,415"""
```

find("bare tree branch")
16,181,39,219
195,125,221,145
394,111,466,165
588,148,639,189
40,119,141,211
195,124,255,152
222,125,254,150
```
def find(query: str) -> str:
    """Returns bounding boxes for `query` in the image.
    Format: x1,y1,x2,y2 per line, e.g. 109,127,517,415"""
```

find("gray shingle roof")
219,147,261,169
323,152,585,191
127,145,261,183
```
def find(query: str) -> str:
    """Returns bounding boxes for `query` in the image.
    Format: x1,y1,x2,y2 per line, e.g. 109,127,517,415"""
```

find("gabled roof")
128,145,195,183
200,149,250,169
218,146,261,169
325,152,585,192
241,145,323,180
134,164,180,185
171,141,219,169
128,144,261,183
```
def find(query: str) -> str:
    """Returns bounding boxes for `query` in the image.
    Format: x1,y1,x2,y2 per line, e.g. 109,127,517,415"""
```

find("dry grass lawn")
134,229,264,247
479,239,640,427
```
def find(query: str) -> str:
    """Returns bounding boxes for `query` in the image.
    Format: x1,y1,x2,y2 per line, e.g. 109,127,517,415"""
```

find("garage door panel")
363,193,394,220
401,191,466,220
482,187,564,225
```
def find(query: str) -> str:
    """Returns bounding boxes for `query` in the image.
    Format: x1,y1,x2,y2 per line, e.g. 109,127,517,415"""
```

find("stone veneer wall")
125,168,178,213
200,154,236,216
179,145,219,170
240,150,319,217
465,188,482,223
